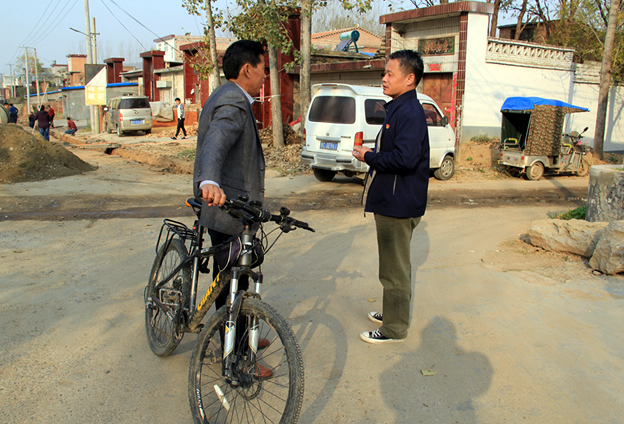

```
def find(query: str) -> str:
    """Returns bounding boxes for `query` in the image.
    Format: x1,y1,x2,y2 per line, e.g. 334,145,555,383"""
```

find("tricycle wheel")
526,162,544,181
576,158,590,177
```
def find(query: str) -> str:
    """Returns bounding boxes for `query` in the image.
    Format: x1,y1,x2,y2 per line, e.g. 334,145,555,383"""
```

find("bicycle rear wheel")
188,298,304,424
145,237,190,357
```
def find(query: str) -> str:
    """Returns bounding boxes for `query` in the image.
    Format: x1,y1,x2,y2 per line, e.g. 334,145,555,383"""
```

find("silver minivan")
104,95,153,136
302,83,456,181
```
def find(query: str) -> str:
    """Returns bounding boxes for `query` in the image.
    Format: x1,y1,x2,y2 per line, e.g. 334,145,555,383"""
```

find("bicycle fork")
223,232,261,385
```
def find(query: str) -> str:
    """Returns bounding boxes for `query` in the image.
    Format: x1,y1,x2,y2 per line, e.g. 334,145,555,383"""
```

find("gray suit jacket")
193,81,265,235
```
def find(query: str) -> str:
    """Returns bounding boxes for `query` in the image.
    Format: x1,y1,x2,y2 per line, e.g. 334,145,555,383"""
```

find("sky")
1,0,510,79
1,0,232,76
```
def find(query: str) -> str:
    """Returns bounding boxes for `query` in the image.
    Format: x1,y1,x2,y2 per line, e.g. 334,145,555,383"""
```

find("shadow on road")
380,316,493,423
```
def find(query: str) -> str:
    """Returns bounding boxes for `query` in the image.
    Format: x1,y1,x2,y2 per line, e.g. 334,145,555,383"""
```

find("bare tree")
593,0,621,160
301,0,312,127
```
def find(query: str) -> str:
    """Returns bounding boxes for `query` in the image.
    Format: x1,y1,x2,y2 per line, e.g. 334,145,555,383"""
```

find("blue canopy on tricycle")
501,97,589,112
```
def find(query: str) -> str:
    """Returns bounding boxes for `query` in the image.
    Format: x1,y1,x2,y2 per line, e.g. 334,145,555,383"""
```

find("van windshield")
120,98,150,109
309,96,355,124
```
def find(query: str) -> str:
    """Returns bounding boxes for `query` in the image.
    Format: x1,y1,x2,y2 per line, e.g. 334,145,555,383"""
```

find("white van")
301,83,456,181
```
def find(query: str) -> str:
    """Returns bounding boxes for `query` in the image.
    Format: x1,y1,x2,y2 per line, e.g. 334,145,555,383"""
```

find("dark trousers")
374,214,421,339
65,129,77,136
175,118,186,137
208,228,249,310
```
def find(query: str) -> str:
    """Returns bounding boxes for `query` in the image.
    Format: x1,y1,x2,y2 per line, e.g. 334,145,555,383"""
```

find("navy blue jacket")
363,90,430,218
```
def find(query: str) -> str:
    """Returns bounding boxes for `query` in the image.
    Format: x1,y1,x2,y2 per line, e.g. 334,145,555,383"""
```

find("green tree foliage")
182,0,225,81
546,0,623,81
15,52,44,77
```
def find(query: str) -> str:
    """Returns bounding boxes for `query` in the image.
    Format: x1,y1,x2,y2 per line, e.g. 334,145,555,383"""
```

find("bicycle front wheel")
145,237,190,357
188,298,304,424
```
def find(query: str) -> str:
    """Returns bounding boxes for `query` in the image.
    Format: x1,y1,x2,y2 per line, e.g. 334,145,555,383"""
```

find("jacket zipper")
393,175,397,195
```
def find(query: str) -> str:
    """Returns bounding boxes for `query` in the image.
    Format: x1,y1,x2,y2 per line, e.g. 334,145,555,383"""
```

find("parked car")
301,83,456,181
104,94,152,136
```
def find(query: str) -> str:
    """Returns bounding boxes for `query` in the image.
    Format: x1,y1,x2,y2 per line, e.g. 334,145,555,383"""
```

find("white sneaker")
368,311,383,324
360,329,405,345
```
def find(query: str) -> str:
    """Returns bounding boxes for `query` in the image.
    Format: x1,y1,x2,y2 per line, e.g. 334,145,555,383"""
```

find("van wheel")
313,169,336,182
145,129,152,135
117,125,124,137
433,155,455,180
526,162,544,180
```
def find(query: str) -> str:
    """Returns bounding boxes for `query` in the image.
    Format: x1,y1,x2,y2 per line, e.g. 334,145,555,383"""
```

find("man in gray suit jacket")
193,39,267,327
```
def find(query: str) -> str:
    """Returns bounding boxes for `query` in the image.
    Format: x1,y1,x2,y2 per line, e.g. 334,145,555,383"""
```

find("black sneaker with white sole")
360,329,406,344
368,311,383,324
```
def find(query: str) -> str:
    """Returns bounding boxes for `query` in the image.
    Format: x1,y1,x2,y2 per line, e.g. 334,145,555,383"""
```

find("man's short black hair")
223,40,265,80
389,50,424,87
67,117,71,120
175,98,180,102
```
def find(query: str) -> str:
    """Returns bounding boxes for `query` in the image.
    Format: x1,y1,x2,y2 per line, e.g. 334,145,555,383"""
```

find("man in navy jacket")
353,50,430,344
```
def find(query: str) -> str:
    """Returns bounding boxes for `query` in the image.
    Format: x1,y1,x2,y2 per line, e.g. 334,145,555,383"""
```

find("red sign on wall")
428,63,441,72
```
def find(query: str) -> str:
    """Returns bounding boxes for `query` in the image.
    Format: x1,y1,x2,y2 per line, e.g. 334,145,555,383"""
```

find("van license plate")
132,119,144,124
320,142,338,150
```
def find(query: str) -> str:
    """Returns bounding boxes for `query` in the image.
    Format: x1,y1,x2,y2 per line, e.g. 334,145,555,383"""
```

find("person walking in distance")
352,49,430,344
35,105,51,141
171,98,187,140
193,40,272,377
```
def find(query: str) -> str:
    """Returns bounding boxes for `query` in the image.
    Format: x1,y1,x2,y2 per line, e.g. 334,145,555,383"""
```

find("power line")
99,0,148,51
30,0,79,47
23,0,67,47
21,0,60,44
106,0,182,55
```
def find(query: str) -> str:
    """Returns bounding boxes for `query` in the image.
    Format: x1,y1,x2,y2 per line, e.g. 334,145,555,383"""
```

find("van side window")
423,104,443,127
309,96,355,124
365,99,387,125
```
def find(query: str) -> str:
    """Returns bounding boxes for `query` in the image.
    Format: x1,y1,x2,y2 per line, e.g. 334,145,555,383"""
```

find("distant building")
154,34,206,64
498,22,549,44
66,54,87,86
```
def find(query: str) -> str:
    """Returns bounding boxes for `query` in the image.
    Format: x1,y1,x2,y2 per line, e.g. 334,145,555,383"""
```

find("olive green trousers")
374,214,421,339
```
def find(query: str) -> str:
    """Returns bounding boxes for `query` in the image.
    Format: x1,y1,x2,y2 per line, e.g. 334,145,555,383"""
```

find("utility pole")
92,16,100,134
24,47,31,115
34,48,41,107
11,64,15,98
84,0,96,133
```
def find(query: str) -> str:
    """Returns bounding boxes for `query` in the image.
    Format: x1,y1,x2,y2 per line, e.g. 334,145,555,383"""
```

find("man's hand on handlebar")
201,183,226,207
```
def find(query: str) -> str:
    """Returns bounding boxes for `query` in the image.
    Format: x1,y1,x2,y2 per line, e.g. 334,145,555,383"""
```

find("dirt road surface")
1,148,623,423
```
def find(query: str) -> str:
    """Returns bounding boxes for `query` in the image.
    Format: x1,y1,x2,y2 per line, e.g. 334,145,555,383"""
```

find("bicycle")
144,195,314,424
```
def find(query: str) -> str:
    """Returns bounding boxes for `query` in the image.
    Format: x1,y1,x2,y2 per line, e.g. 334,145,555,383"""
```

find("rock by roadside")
528,219,608,258
529,218,624,274
589,221,624,275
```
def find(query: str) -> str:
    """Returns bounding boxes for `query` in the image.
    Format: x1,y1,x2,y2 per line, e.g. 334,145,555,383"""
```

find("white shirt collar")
234,83,255,105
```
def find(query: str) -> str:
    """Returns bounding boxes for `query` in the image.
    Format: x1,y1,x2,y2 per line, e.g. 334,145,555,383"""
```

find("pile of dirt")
0,124,96,183
264,144,308,175
148,125,199,138
259,124,301,146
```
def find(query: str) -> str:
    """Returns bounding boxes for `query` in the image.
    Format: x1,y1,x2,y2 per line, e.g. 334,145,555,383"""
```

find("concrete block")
586,165,624,222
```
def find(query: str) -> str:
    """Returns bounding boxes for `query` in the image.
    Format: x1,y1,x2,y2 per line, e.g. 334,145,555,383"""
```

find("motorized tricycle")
498,97,591,180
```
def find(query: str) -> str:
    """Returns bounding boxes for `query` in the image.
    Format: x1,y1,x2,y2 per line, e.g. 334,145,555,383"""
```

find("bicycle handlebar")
221,198,315,232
